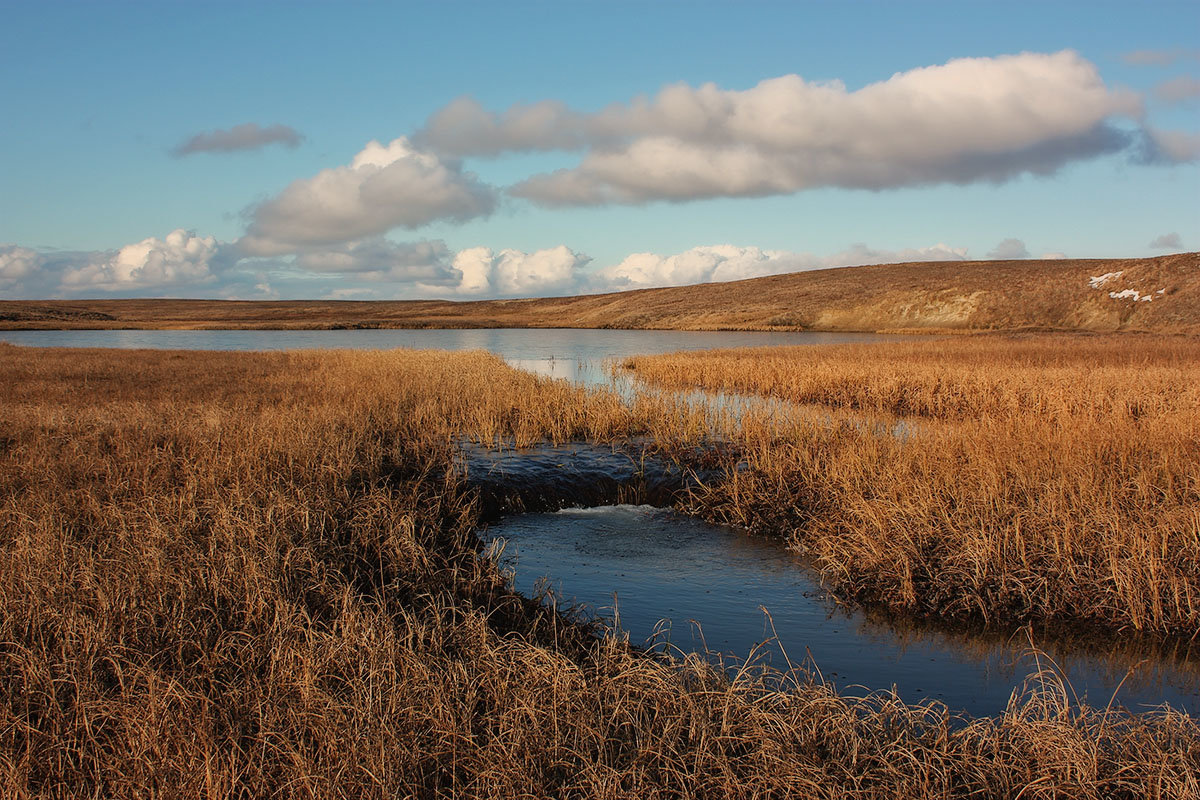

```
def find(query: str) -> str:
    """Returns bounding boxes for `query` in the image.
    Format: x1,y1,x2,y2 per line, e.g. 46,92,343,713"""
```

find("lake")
0,328,893,387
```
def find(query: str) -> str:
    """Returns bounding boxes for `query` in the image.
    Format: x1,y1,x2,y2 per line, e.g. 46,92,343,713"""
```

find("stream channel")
5,327,1197,717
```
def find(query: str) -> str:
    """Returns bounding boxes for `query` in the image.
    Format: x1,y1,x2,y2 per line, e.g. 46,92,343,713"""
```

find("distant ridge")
2,253,1197,334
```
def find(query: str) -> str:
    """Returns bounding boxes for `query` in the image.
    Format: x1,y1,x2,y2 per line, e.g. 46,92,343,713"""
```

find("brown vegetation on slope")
624,334,1200,637
2,343,1197,797
2,252,1197,333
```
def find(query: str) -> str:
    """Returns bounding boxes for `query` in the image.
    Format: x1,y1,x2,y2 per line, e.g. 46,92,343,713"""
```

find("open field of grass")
1,342,1196,797
624,334,1200,637
2,252,1197,334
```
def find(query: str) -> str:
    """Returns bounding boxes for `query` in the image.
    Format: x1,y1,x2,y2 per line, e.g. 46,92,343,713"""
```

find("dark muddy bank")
456,438,733,521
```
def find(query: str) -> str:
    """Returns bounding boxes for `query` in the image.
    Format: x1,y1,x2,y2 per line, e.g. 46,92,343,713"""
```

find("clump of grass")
625,334,1200,637
0,345,1196,797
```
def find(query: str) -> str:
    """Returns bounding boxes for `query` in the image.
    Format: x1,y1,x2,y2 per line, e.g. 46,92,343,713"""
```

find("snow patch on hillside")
1089,271,1123,288
1089,271,1165,302
1109,288,1154,302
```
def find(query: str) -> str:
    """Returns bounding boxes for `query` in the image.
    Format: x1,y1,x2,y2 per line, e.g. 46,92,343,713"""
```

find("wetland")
1,330,1197,796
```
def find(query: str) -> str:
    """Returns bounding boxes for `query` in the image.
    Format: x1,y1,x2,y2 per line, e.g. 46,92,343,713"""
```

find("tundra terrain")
3,253,1196,334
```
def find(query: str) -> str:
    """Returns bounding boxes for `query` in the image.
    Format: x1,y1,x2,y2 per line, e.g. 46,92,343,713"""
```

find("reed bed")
622,335,1200,421
624,334,1200,637
0,343,1196,797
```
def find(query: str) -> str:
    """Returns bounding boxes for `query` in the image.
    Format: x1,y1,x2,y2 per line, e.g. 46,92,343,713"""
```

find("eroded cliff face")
812,290,988,331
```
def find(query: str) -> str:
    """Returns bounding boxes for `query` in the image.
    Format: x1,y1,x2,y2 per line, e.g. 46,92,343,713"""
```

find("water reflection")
0,328,898,375
483,503,1198,717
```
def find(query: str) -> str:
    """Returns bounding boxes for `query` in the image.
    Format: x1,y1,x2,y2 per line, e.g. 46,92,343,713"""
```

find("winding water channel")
6,327,1197,717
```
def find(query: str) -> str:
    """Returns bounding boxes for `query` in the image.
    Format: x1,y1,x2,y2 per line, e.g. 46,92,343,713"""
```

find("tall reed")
625,334,1200,636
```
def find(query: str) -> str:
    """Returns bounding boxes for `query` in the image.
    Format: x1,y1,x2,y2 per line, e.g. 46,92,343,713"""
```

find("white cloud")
417,51,1142,206
239,137,496,255
415,97,594,157
59,230,222,291
324,287,380,300
208,271,280,301
1040,252,1069,260
0,245,43,288
595,245,801,290
592,242,969,291
1149,232,1183,250
173,123,303,156
291,238,454,283
986,238,1031,260
433,246,591,297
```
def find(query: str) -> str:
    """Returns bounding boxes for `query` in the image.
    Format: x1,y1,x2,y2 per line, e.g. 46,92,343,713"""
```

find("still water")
6,327,1196,715
0,328,891,387
483,503,1199,717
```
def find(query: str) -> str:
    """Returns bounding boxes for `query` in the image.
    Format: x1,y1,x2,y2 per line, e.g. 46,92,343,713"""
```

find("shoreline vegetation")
2,252,1198,335
623,334,1200,641
2,338,1197,796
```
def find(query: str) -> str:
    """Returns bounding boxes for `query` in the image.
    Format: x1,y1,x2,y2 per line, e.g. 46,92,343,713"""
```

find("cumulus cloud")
986,238,1031,260
239,137,497,255
173,123,303,156
1149,232,1183,250
232,240,976,298
0,232,241,297
59,230,224,291
291,238,455,283
2,235,585,300
1122,49,1200,67
0,245,43,288
416,51,1141,206
591,242,969,291
433,246,591,297
1155,75,1200,103
415,97,597,157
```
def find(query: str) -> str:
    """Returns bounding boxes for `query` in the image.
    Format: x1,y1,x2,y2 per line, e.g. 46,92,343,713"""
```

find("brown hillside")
1,253,1197,333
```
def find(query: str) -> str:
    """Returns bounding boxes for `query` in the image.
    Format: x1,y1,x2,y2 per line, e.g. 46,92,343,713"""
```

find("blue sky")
1,0,1197,299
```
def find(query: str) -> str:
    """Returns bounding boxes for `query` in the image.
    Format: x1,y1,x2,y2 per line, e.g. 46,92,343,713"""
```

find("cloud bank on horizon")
0,235,1069,301
3,50,1197,300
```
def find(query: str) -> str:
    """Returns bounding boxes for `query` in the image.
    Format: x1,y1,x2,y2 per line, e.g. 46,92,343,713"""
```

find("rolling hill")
2,252,1197,334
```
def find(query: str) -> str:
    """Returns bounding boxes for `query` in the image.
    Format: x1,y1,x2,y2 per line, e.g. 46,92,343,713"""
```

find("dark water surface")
8,328,1196,715
483,502,1199,718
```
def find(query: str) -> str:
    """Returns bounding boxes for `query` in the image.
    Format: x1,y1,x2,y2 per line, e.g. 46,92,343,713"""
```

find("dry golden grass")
624,334,1200,638
2,251,1197,334
1,342,1197,797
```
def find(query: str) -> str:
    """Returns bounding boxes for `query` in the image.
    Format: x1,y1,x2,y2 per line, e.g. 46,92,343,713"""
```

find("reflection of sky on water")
504,357,594,384
484,504,1199,718
0,328,897,364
